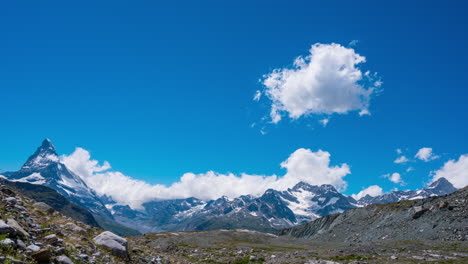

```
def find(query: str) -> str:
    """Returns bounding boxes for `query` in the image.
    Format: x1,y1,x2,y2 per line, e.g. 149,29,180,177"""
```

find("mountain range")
0,139,459,234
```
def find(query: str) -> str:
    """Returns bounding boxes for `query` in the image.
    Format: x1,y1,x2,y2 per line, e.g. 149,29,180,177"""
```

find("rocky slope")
0,181,168,263
0,178,98,227
278,185,468,243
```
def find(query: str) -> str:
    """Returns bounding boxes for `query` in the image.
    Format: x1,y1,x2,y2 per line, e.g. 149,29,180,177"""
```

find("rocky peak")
21,139,59,170
425,177,457,195
290,181,339,194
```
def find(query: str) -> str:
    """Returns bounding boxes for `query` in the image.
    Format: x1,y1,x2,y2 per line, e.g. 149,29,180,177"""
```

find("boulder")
56,255,74,264
30,248,51,263
412,206,428,219
16,239,26,249
4,197,17,205
63,222,86,235
93,231,129,259
6,219,29,238
27,244,40,252
0,220,16,236
0,238,15,246
43,234,58,245
33,202,54,214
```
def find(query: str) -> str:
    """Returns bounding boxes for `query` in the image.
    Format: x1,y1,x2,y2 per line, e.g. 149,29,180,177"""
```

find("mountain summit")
21,139,58,171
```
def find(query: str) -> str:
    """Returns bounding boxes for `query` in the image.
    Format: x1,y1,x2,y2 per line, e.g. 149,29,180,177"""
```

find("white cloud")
253,90,261,101
261,43,380,123
394,156,409,164
415,147,439,162
351,185,383,200
61,148,350,209
384,172,402,184
396,148,402,155
319,119,329,127
349,40,359,47
431,154,468,188
406,167,414,172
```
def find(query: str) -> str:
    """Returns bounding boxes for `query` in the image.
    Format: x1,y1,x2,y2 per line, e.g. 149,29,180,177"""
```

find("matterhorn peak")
21,138,59,170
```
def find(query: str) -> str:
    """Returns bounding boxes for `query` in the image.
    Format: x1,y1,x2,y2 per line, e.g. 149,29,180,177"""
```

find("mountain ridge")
1,139,460,235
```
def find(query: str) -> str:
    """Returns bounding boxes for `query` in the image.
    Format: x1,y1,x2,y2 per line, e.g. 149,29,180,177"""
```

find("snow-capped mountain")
357,177,457,206
107,181,358,233
1,139,459,235
4,139,110,217
1,139,140,235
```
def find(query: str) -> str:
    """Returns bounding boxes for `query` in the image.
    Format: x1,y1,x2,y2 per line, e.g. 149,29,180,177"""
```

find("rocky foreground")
1,182,468,263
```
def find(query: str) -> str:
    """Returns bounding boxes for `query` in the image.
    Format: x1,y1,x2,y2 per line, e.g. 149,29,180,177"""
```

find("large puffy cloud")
260,43,380,123
278,148,349,190
351,185,383,200
415,147,439,162
61,148,350,209
431,154,468,188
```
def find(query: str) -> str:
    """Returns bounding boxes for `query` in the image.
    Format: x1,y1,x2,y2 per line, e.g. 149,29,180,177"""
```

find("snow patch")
13,173,46,185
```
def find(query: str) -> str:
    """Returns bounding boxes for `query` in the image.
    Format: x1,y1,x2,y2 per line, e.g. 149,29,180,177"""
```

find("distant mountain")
107,182,359,233
2,139,139,236
278,185,468,242
357,178,457,206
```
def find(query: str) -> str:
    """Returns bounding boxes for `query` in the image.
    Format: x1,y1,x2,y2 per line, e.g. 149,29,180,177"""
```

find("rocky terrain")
279,185,468,243
0,181,155,263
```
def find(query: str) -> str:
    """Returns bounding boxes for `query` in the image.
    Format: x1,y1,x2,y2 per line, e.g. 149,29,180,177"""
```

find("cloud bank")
259,43,380,123
431,154,468,188
61,148,350,209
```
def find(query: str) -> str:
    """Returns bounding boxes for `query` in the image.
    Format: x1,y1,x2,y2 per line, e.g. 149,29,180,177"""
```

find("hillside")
278,186,468,243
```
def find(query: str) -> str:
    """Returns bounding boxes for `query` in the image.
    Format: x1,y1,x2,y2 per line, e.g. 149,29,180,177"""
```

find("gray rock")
55,247,65,255
0,238,15,246
412,206,428,219
57,255,74,264
93,231,129,259
43,234,58,244
0,220,16,236
27,244,40,252
4,197,17,205
63,222,86,235
16,239,26,249
33,202,54,214
6,219,29,238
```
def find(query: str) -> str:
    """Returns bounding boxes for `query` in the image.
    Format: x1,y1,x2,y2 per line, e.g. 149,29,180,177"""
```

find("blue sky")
1,0,467,198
